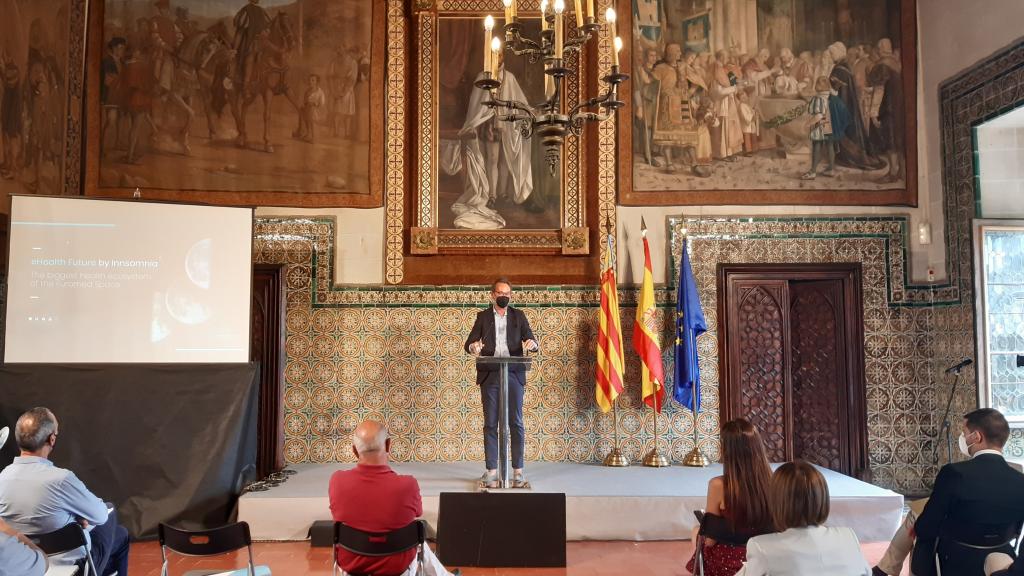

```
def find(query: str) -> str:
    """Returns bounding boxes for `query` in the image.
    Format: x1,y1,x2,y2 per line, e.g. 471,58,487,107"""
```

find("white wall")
619,2,1024,285
976,109,1024,219
255,207,384,285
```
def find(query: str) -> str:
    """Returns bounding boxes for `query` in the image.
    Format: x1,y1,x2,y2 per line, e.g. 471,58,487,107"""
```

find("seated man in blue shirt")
0,407,129,576
0,518,47,576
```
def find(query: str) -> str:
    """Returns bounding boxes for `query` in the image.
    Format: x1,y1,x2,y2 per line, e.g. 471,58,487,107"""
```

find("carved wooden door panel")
725,280,792,463
790,280,848,473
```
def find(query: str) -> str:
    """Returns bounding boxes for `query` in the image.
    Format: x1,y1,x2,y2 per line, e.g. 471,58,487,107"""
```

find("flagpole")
603,398,629,466
637,215,668,468
681,232,709,467
601,219,628,467
642,389,669,467
682,412,709,467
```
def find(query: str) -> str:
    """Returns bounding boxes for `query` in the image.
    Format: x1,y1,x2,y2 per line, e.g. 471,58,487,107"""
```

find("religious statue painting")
436,18,560,231
624,0,916,205
0,0,85,206
94,0,382,207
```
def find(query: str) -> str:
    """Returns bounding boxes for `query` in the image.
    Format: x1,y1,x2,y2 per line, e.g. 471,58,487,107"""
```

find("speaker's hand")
523,339,539,353
470,339,484,356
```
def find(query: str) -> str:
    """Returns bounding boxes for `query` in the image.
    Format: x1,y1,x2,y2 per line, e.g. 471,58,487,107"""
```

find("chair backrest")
333,520,424,557
159,522,257,576
28,522,98,576
28,522,88,556
159,522,253,557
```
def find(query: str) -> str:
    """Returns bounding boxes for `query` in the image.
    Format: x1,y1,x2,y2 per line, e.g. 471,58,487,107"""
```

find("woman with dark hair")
686,419,774,576
736,461,870,575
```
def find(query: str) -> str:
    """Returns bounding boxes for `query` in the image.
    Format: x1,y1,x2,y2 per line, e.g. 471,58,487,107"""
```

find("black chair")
332,520,425,576
158,521,267,576
691,510,708,576
27,522,101,576
933,522,1022,576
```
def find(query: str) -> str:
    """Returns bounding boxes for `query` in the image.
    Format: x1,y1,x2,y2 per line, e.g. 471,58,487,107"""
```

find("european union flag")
673,238,707,412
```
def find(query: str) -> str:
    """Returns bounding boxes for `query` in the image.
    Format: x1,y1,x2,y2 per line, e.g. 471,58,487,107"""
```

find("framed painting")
0,0,88,208
84,0,385,208
619,0,918,206
409,1,591,256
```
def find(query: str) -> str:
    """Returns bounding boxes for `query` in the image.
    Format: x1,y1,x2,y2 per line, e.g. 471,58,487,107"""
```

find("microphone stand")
934,367,964,466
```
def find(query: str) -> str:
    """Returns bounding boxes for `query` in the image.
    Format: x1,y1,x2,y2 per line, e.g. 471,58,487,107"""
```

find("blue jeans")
88,507,130,576
480,371,525,470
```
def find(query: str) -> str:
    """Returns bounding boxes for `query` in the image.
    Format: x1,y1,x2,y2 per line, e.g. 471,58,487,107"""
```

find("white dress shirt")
737,525,871,576
492,309,510,358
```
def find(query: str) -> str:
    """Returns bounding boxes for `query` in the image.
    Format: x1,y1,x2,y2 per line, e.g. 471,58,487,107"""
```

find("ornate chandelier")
476,0,628,174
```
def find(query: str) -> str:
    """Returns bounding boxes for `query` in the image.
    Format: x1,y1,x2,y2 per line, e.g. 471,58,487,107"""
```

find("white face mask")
958,432,976,457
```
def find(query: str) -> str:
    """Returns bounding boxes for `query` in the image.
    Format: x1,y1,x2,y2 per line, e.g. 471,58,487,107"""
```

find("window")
977,224,1024,422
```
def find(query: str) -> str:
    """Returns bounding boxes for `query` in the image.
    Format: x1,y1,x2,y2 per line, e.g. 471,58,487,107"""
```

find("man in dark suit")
903,408,1024,576
464,278,537,489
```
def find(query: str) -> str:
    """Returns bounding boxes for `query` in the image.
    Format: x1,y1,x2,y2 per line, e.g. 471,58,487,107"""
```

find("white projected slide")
5,196,253,363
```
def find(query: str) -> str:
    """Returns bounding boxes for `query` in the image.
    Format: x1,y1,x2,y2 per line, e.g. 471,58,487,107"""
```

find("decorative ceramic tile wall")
256,214,966,494
934,37,1024,462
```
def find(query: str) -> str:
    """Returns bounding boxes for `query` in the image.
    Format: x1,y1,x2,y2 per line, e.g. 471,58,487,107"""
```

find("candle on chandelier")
574,0,583,28
503,0,512,22
540,0,549,31
484,15,495,75
491,37,502,79
554,0,565,56
605,7,616,38
511,0,517,19
613,35,622,67
586,0,594,19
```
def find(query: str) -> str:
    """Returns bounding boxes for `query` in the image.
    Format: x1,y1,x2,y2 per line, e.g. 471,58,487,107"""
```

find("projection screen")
4,196,253,363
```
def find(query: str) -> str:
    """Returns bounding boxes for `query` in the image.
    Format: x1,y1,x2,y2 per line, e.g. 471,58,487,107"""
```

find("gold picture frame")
411,0,593,256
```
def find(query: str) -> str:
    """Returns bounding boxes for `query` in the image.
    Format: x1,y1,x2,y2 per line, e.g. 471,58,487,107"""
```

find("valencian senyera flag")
673,237,707,412
634,219,665,412
596,233,625,412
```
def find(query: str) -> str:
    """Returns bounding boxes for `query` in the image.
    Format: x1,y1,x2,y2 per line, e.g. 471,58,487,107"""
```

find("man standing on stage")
464,278,538,489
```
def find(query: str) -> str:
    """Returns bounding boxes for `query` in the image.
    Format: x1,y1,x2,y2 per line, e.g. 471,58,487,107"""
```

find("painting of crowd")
99,0,372,195
0,0,72,198
631,1,908,192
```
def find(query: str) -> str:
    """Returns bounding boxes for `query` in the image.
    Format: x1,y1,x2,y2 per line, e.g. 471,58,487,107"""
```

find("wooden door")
724,279,792,462
790,280,848,472
252,264,285,479
718,264,868,478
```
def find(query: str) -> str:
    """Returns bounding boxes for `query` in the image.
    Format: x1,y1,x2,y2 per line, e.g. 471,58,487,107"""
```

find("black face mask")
495,296,510,308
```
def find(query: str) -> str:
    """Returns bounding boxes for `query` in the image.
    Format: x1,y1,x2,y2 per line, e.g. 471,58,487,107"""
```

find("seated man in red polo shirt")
329,420,457,576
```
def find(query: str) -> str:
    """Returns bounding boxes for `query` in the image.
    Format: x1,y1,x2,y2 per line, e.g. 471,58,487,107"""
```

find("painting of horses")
0,0,86,209
621,0,917,206
93,0,382,207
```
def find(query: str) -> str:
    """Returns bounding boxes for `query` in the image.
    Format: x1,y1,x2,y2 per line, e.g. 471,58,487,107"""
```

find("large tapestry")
0,0,86,206
621,0,917,206
91,0,383,207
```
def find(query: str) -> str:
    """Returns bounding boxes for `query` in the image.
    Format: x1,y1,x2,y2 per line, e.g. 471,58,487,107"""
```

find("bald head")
352,420,390,463
16,407,57,454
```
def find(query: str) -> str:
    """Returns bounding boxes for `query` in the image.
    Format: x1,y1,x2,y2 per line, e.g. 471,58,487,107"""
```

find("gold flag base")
642,449,670,467
682,447,710,467
602,447,630,467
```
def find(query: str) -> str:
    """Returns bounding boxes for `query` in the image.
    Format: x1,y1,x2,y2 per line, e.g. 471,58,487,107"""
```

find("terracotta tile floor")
129,539,905,576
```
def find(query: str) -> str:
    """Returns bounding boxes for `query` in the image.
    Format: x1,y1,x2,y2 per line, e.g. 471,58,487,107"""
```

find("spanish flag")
634,219,665,411
596,234,624,412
